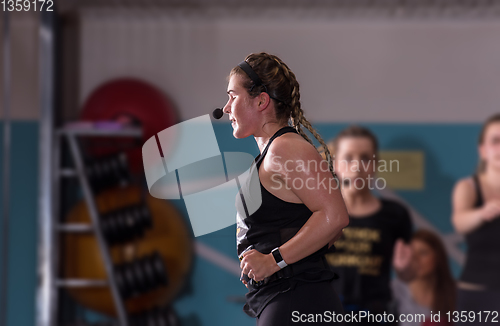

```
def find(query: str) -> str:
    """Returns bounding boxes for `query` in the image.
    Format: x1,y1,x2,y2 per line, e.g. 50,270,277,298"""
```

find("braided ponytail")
269,55,337,179
286,73,336,178
293,108,337,179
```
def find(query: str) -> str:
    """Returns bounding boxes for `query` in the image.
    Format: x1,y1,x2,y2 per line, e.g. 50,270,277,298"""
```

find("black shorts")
257,280,344,326
456,288,500,326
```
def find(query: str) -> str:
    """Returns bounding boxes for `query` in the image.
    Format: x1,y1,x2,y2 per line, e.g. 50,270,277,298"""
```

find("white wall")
80,9,500,123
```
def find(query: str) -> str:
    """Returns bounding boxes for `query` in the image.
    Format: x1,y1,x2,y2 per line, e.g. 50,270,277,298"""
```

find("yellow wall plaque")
377,151,424,190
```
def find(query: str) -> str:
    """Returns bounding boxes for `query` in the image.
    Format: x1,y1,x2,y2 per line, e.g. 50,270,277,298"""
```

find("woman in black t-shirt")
451,114,500,324
325,125,413,324
224,53,349,325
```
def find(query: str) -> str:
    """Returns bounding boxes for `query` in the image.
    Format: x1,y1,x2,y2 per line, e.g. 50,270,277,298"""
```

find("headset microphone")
212,108,224,119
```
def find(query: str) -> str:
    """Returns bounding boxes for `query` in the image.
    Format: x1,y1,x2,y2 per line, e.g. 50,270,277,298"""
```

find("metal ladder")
38,125,142,326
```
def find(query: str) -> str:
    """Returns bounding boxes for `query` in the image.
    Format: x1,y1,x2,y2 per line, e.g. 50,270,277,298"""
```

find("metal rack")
38,125,142,326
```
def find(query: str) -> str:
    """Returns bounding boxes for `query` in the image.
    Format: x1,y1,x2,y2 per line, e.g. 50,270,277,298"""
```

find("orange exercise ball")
63,185,193,316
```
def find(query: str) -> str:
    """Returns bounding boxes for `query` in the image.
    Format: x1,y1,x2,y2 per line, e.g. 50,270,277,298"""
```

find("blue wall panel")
0,122,481,326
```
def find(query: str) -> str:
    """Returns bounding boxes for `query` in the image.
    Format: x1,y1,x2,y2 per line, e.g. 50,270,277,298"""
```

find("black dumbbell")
113,252,168,300
100,204,153,245
133,205,153,230
63,322,117,326
85,153,130,192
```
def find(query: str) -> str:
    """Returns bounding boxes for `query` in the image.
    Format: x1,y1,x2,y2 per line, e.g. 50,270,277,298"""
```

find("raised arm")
451,177,500,234
392,239,416,283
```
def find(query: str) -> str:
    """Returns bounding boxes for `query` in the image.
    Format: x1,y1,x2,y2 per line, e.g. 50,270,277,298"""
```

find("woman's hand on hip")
240,249,280,283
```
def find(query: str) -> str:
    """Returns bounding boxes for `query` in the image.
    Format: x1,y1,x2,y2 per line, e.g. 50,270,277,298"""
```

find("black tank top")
235,126,335,318
236,126,329,259
460,174,500,290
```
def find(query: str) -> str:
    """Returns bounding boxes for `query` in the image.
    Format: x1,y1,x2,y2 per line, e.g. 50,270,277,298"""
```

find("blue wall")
0,122,481,326
0,122,39,326
172,122,481,326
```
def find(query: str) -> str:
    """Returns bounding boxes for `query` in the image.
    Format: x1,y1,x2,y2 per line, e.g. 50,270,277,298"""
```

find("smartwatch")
271,247,288,269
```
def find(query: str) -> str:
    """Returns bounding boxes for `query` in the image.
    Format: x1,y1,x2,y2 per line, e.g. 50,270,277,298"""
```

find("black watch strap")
271,247,288,269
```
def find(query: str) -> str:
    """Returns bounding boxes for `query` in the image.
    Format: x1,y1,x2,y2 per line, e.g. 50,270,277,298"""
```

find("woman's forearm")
452,209,485,234
278,210,348,265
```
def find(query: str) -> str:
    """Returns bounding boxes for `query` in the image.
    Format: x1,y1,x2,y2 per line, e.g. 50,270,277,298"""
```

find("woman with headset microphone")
216,52,349,325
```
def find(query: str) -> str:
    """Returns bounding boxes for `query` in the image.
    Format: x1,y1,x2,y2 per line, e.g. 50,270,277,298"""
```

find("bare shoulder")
267,133,321,163
259,133,326,181
453,176,475,194
452,176,476,207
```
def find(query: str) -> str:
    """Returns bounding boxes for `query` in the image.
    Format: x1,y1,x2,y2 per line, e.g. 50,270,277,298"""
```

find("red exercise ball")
80,78,178,174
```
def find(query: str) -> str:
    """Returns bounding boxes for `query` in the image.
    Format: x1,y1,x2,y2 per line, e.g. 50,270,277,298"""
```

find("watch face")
272,248,282,262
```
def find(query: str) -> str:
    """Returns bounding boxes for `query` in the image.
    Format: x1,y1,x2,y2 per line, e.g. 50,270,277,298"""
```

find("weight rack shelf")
42,125,142,326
